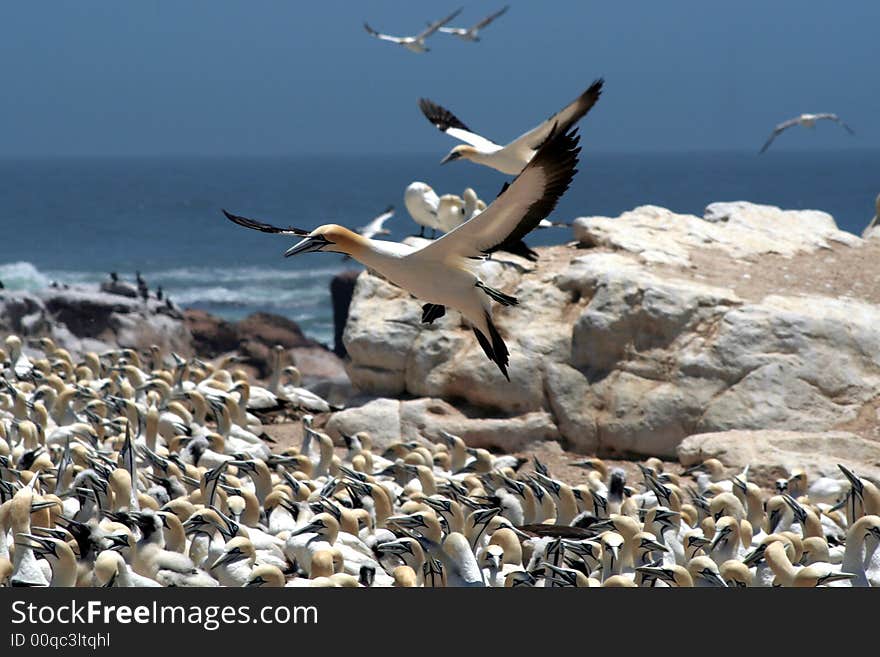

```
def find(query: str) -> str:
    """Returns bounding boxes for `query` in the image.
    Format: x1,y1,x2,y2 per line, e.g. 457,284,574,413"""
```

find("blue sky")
2,1,878,155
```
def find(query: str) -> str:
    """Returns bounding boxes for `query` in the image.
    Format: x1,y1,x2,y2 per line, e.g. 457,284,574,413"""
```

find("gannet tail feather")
476,282,518,307
472,314,510,380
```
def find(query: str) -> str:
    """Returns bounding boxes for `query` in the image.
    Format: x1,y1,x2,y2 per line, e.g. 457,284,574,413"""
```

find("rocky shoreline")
2,200,879,485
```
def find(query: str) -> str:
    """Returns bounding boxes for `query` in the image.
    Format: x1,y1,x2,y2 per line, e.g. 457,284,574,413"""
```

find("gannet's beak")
284,234,331,258
106,534,130,552
440,151,461,164
210,547,246,570
287,518,324,537
838,464,864,496
710,527,730,552
817,572,857,586
699,569,728,588
742,545,766,567
643,538,668,554
636,565,670,583
15,533,57,558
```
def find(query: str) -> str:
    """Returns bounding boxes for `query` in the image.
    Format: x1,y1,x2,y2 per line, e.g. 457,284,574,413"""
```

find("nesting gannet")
419,79,602,175
14,534,77,587
224,126,580,380
364,8,462,53
759,113,855,153
435,193,467,234
438,5,509,41
93,550,161,587
763,540,856,587
404,182,441,237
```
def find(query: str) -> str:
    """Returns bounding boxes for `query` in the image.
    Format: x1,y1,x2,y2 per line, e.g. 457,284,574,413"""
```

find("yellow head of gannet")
392,565,418,587
686,556,727,588
282,224,366,259
245,564,286,588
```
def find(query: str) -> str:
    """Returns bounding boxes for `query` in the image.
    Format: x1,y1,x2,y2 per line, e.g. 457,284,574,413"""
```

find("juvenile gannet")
224,126,580,380
364,8,462,53
759,113,855,153
438,5,509,41
419,79,601,174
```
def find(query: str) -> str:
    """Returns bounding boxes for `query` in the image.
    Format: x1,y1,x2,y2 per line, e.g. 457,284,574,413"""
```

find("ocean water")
1,150,877,346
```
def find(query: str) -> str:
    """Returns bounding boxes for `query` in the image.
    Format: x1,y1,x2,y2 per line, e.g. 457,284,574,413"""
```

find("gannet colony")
0,335,877,588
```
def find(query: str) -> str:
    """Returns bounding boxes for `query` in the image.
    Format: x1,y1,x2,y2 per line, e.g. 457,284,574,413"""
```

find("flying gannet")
759,113,855,153
223,127,581,380
419,78,602,174
364,8,462,53
356,205,395,240
438,5,509,41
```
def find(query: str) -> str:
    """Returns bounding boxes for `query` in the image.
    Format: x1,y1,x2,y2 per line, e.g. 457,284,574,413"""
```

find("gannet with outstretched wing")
223,127,580,380
357,205,395,240
759,113,855,153
419,78,602,174
364,8,462,53
438,5,509,41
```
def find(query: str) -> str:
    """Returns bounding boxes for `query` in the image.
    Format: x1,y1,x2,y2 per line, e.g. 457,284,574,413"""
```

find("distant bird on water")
759,113,855,153
438,5,509,41
223,127,581,380
419,78,603,175
364,8,462,53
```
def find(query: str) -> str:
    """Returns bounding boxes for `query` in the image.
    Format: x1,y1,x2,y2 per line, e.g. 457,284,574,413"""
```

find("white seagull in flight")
364,8,462,53
419,79,602,174
438,5,509,41
223,128,581,380
759,113,855,153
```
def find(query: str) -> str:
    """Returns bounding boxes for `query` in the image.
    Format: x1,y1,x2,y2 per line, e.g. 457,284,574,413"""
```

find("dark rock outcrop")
330,270,360,358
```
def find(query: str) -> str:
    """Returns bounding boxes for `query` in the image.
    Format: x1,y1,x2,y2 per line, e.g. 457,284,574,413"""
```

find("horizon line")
2,146,879,160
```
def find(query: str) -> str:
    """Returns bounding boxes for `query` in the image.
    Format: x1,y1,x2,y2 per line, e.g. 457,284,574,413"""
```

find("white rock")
678,430,880,488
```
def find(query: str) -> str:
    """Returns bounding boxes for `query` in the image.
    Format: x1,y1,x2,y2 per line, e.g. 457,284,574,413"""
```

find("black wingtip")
383,204,395,214
418,98,471,133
